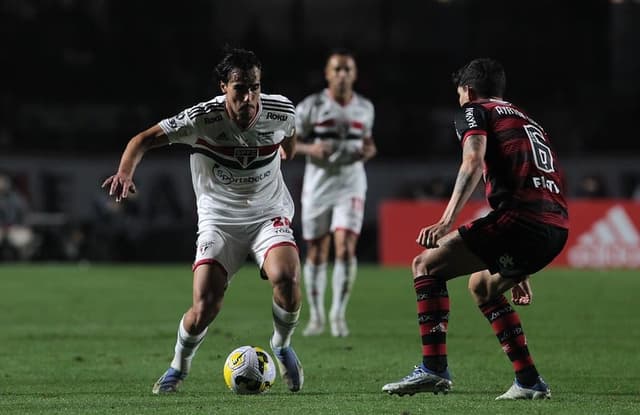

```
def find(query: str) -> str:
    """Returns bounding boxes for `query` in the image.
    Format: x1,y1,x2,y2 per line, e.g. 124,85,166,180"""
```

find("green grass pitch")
0,264,639,414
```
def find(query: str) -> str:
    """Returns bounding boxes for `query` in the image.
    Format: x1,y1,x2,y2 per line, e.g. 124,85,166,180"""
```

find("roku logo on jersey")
266,112,288,121
464,107,478,128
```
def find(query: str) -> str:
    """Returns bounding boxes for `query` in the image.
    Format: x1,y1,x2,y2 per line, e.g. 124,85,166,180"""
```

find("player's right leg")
382,230,487,396
153,261,228,394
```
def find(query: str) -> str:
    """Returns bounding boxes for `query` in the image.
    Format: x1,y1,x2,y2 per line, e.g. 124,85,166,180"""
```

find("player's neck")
328,88,353,106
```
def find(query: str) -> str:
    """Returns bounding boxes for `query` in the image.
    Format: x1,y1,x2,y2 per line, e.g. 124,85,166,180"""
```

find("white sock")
271,299,300,348
170,315,208,374
303,261,327,324
330,257,357,321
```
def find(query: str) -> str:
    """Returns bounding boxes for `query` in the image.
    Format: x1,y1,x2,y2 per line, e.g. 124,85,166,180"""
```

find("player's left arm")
360,135,377,162
279,131,296,160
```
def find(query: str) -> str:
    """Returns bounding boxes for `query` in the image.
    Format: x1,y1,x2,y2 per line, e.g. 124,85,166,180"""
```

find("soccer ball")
223,345,276,394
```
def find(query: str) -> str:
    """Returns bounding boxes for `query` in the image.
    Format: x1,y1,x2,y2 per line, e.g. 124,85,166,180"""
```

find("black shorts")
458,209,568,278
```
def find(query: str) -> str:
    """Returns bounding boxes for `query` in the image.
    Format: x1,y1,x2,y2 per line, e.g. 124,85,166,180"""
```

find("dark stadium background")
1,0,639,262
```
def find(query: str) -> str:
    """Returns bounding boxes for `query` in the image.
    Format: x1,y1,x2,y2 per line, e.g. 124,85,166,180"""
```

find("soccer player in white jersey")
102,47,304,393
294,48,377,337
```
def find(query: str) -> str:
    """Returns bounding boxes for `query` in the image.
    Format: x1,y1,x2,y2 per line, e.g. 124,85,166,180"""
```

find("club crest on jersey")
234,147,259,168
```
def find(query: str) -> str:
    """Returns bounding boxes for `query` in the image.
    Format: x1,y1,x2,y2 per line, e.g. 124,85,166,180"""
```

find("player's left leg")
254,218,304,392
262,244,304,392
329,228,359,337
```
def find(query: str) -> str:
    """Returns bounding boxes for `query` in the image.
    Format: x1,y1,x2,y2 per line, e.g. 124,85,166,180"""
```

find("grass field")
0,264,639,414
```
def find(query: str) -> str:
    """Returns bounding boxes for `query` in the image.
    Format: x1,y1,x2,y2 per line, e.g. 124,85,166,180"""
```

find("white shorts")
193,216,297,280
301,197,365,240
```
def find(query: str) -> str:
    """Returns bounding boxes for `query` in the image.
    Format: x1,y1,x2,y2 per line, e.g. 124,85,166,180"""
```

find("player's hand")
101,173,136,203
309,141,333,160
416,222,450,248
511,277,532,306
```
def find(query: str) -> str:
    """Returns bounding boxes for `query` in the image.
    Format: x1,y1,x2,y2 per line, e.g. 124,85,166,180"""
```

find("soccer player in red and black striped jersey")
382,58,568,400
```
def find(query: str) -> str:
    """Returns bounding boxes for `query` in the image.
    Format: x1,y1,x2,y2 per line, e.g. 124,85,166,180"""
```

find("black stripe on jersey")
190,148,277,170
315,132,362,140
263,106,296,115
188,107,224,119
187,102,224,118
262,98,293,108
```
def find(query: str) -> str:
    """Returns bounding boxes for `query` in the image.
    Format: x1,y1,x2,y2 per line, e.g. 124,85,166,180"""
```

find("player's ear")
219,81,227,94
466,86,478,101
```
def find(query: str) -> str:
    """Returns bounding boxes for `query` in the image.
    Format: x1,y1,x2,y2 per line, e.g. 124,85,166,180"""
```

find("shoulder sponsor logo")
568,205,640,268
266,112,288,121
464,107,478,128
204,114,223,124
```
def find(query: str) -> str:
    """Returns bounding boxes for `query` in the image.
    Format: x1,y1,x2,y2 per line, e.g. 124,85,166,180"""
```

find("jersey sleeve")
158,107,201,146
294,95,315,141
364,99,375,138
453,103,489,145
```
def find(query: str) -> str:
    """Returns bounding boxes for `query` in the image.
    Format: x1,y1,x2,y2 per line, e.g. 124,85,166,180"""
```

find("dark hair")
326,47,355,62
214,46,262,83
452,58,506,98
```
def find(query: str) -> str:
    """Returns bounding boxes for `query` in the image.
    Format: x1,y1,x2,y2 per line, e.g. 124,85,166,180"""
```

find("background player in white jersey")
102,47,304,393
294,48,377,337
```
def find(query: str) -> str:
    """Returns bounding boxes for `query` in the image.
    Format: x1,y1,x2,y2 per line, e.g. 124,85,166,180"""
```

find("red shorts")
458,208,568,278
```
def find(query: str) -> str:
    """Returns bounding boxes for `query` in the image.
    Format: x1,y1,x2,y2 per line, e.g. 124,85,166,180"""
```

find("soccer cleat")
302,320,325,336
382,364,452,396
329,317,349,337
270,340,304,392
495,377,551,400
152,367,186,394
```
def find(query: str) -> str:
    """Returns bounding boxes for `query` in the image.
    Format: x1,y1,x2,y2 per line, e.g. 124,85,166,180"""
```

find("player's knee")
468,273,490,303
192,293,223,328
412,253,435,277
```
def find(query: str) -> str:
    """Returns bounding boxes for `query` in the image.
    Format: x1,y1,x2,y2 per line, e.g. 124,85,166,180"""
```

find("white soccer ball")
223,345,276,394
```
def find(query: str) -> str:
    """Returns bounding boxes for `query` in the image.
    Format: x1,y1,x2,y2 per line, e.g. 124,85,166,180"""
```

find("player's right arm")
102,124,169,202
417,133,486,248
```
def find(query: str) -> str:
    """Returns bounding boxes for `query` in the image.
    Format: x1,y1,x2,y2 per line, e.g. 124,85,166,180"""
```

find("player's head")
325,48,357,99
215,46,262,125
452,58,506,106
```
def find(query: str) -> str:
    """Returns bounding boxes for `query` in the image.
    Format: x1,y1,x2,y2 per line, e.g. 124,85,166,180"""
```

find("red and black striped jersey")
453,99,568,229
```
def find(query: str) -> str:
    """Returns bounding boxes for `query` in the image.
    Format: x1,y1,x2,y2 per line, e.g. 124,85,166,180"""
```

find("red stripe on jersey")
314,119,336,127
350,121,364,130
195,138,279,156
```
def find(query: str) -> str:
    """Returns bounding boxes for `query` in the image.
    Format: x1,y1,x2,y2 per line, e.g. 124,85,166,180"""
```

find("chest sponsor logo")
213,163,272,185
266,112,288,121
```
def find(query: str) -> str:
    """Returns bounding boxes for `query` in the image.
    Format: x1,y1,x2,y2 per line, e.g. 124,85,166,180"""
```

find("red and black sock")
479,295,539,386
414,275,449,373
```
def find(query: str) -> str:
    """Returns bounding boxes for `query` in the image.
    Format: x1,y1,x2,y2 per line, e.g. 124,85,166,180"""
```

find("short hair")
326,47,355,63
452,58,506,98
214,46,262,83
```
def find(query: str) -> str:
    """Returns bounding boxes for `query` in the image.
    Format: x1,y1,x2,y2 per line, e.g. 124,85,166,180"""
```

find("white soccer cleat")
329,317,349,337
382,364,452,396
495,377,551,400
302,320,325,336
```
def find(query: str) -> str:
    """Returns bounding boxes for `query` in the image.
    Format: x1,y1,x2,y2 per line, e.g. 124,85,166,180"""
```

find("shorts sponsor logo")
568,205,640,268
498,254,514,269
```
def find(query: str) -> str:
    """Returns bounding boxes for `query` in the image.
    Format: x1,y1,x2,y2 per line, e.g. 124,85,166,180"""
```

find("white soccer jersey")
159,93,296,228
295,89,375,216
